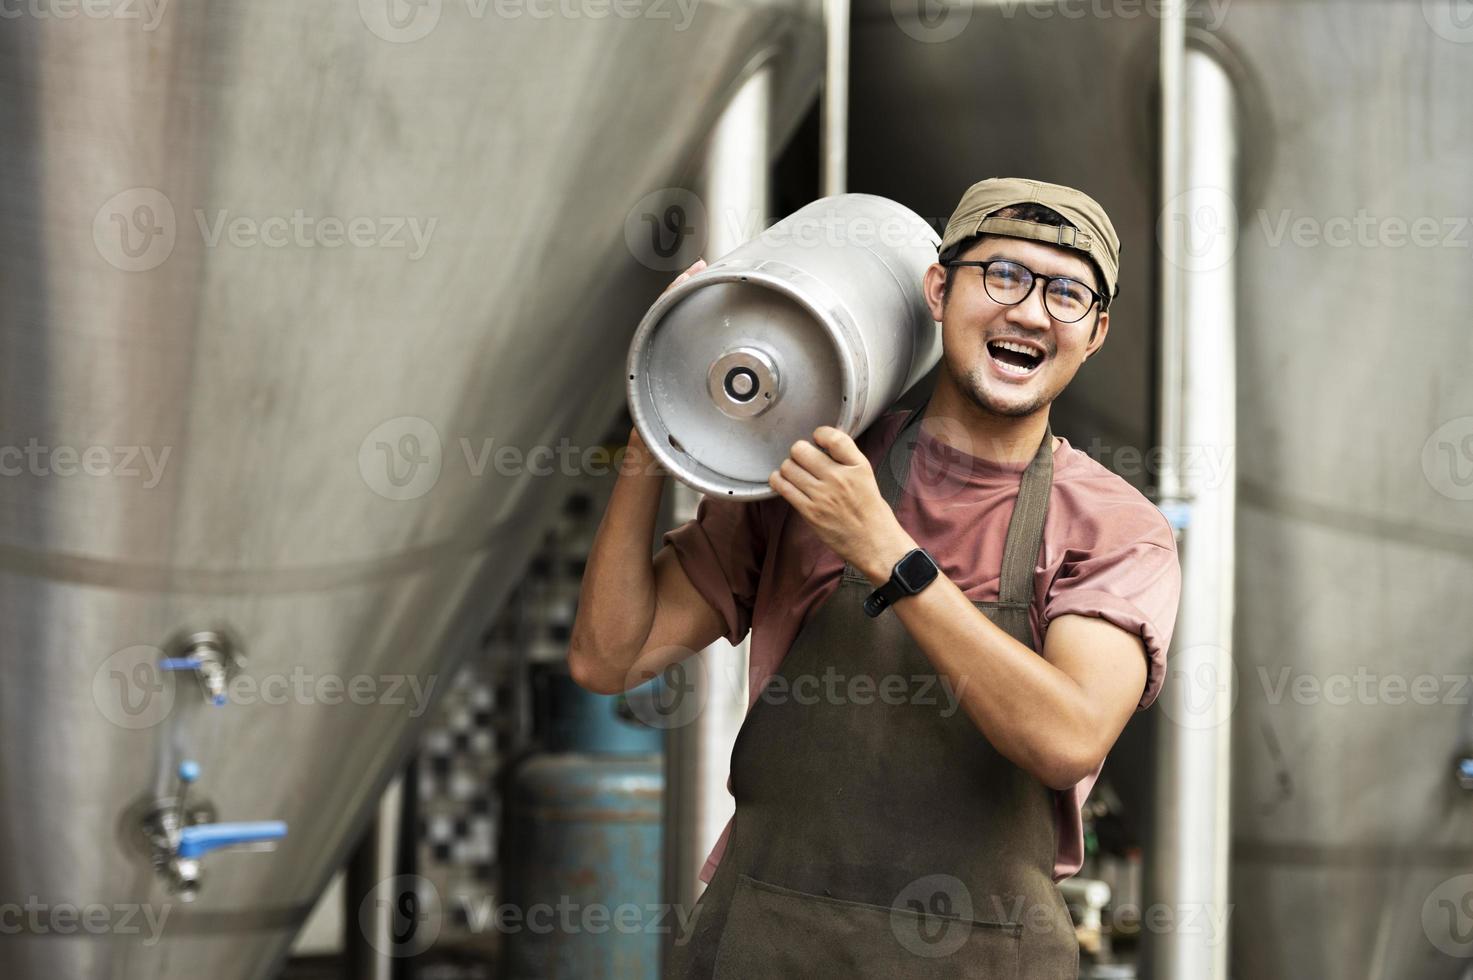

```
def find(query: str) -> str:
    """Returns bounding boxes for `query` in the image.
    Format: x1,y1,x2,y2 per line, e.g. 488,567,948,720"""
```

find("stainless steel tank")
0,2,821,977
848,1,1473,978
627,192,941,498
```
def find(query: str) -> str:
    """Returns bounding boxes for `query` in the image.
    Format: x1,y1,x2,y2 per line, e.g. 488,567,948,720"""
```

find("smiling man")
570,177,1182,979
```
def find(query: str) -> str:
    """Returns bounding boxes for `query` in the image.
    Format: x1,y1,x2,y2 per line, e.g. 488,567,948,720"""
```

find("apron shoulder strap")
998,422,1053,606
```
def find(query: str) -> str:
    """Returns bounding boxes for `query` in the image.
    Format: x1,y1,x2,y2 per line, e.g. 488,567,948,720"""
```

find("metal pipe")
1157,0,1186,505
821,0,849,196
344,775,403,980
1147,43,1237,980
661,60,770,956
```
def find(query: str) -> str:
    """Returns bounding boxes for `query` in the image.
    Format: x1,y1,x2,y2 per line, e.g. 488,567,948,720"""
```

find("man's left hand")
769,427,917,584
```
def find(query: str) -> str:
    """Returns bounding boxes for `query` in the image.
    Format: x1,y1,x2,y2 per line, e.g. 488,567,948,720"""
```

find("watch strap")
862,579,904,617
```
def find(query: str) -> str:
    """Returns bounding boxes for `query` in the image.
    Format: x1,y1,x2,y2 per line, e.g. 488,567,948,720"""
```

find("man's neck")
922,380,1056,466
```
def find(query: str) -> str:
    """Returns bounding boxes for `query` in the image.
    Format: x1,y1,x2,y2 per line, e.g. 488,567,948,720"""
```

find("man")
569,177,1182,978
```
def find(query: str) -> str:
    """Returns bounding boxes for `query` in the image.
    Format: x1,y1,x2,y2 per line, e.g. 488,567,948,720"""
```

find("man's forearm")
567,428,666,686
854,537,1100,791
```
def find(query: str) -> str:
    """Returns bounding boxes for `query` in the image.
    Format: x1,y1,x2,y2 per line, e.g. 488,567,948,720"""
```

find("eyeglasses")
942,258,1106,323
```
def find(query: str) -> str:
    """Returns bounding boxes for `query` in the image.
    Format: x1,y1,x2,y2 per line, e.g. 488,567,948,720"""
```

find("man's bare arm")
566,258,726,694
566,424,727,694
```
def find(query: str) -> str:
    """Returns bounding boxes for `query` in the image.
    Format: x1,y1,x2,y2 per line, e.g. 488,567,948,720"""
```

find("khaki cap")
939,176,1122,302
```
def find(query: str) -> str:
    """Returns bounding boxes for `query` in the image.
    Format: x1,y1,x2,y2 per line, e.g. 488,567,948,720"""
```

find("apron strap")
998,419,1054,606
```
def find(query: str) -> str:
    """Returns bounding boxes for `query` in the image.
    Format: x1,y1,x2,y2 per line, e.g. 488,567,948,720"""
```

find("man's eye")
1053,280,1090,306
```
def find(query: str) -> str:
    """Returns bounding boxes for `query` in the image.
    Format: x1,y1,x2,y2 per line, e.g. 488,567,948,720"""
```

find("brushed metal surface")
628,193,941,498
851,2,1473,978
0,2,821,977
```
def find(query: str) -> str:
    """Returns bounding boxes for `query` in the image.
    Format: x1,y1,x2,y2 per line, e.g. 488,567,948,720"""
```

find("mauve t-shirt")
661,406,1183,885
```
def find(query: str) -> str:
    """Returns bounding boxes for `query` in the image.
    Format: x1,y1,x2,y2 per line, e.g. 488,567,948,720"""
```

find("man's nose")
1005,278,1054,330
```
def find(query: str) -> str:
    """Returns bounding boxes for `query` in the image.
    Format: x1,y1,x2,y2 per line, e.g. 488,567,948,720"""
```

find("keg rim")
626,261,864,500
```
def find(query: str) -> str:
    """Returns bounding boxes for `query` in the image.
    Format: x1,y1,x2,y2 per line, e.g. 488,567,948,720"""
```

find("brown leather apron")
665,399,1078,979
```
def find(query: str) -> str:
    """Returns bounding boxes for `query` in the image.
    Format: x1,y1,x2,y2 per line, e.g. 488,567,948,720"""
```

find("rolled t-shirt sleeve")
1043,509,1182,712
661,495,767,646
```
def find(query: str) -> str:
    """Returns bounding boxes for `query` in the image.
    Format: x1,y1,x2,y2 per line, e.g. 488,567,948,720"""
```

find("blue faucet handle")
160,656,201,671
178,821,288,860
177,760,200,784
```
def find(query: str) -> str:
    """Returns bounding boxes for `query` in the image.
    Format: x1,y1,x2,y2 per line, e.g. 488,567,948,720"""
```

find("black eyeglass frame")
941,258,1110,322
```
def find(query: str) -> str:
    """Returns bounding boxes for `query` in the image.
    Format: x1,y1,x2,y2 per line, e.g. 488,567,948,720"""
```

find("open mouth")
986,338,1046,377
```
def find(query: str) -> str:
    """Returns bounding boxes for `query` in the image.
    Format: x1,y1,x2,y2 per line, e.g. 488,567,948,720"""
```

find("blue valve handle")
159,659,228,705
178,821,287,859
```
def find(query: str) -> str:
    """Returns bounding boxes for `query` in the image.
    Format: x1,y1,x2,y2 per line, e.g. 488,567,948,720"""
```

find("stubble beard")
945,346,1053,420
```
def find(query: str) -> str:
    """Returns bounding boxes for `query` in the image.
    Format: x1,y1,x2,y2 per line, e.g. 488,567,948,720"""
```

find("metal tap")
143,760,287,902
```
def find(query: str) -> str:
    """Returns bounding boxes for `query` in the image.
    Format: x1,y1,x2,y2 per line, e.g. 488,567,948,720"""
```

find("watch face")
894,549,939,593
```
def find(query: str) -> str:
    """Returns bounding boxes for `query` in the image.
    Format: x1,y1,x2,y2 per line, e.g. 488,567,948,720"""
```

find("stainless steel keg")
626,193,941,499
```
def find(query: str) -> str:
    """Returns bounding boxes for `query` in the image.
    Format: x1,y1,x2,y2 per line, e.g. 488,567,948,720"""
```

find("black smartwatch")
863,548,941,617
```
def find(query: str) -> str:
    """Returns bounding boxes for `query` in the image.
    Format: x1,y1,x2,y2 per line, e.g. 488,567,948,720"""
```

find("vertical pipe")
1157,0,1186,505
821,0,849,196
344,775,404,980
660,61,770,959
1147,44,1237,980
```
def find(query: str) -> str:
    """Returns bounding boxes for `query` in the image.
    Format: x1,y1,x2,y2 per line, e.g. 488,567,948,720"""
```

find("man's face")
922,236,1110,420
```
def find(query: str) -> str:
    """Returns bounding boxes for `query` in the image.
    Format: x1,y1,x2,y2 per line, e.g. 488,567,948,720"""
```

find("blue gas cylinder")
502,671,666,978
503,752,664,979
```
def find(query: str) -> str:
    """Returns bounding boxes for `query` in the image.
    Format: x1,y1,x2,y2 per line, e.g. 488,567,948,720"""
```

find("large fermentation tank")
0,2,821,978
850,1,1473,978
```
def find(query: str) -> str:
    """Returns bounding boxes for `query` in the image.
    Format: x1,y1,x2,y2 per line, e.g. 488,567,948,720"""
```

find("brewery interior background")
2,0,1471,978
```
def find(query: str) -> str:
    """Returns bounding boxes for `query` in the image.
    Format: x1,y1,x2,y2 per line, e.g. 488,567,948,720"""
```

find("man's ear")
1084,309,1110,360
923,262,947,322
